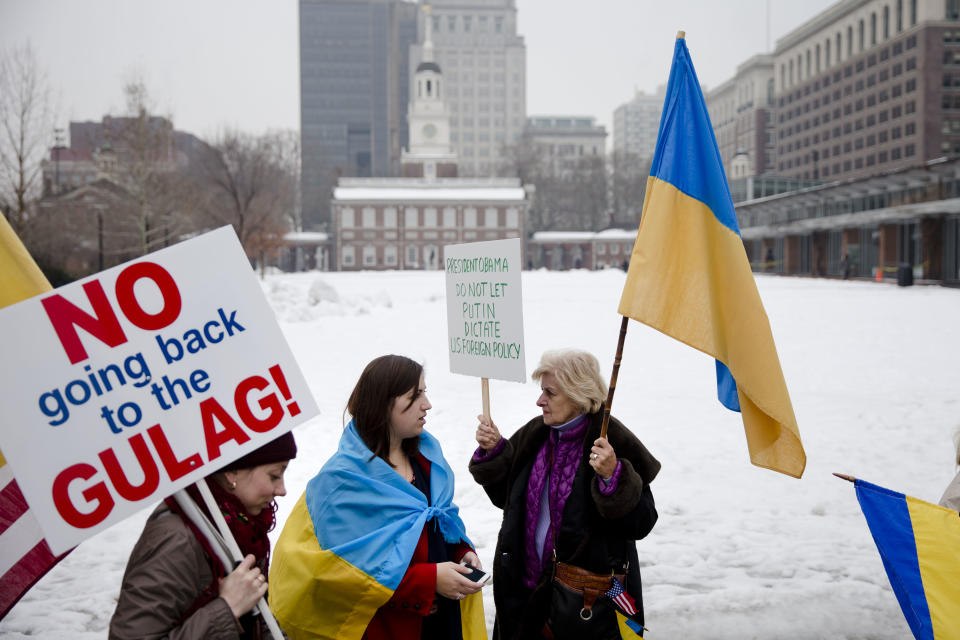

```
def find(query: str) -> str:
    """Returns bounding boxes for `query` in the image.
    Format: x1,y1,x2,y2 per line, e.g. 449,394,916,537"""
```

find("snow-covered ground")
3,269,958,639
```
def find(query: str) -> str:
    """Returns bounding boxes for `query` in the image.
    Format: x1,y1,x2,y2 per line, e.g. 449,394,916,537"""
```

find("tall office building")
612,86,666,161
299,0,418,230
706,54,777,180
773,0,960,182
409,0,526,178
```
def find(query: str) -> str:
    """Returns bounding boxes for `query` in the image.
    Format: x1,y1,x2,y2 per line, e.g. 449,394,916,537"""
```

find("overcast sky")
1,0,838,143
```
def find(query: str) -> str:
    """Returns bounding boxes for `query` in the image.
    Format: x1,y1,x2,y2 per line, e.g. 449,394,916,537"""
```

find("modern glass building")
300,0,418,230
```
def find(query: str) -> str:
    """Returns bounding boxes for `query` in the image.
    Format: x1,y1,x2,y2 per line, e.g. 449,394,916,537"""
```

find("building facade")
522,116,607,176
706,54,777,179
736,155,960,285
773,0,960,182
409,0,526,178
299,0,418,230
612,86,666,161
332,179,527,269
528,229,636,270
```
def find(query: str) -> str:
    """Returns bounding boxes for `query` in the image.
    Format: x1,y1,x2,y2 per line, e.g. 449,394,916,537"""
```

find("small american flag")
605,577,637,616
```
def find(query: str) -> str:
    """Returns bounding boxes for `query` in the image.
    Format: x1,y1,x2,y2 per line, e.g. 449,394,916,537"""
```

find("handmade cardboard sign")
444,238,526,383
0,226,318,554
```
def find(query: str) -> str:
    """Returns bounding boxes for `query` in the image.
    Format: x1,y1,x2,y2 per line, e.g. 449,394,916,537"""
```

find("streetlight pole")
53,128,65,195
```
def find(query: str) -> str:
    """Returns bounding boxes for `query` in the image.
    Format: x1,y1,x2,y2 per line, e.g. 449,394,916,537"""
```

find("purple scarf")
522,415,588,588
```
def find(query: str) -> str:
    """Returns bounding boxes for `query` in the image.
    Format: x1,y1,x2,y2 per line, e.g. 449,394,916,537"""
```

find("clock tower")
403,5,457,179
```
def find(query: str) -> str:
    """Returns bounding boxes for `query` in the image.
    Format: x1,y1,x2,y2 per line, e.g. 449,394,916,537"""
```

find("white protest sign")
0,226,318,554
444,238,526,382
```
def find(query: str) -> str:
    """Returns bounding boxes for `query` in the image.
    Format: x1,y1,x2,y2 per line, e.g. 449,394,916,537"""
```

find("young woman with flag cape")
270,355,487,640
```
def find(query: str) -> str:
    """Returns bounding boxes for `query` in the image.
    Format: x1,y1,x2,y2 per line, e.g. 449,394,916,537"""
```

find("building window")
506,207,519,228
384,207,397,227
859,19,865,51
405,207,418,228
424,207,438,227
443,207,456,227
362,207,376,228
341,207,355,228
884,5,890,38
484,207,498,227
897,0,903,32
342,245,355,266
362,245,376,267
384,245,397,266
406,245,418,266
464,207,477,227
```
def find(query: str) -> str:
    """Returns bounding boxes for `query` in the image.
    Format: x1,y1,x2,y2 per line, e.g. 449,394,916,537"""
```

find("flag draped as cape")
269,421,485,639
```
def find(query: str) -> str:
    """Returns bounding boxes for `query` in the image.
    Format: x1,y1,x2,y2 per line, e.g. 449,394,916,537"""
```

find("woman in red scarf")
110,432,297,640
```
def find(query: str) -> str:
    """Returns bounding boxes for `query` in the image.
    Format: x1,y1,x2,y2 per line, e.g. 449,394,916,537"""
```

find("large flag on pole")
617,33,805,478
0,213,66,619
853,478,960,639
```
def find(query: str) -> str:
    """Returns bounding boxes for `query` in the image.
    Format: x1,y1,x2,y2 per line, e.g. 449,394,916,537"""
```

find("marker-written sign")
444,238,526,383
0,227,318,554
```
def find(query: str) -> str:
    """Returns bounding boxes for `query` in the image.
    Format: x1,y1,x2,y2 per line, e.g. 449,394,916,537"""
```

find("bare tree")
103,80,189,256
196,129,295,272
610,150,651,226
499,138,608,231
0,42,55,234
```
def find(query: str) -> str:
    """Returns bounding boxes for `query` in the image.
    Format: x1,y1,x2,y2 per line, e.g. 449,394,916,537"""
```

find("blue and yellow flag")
854,479,960,639
617,34,805,478
269,422,486,639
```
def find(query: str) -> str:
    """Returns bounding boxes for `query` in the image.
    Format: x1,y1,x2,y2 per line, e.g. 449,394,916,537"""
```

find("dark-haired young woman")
270,355,487,640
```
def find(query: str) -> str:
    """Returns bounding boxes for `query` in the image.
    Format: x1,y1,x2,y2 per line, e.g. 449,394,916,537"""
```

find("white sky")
1,0,838,142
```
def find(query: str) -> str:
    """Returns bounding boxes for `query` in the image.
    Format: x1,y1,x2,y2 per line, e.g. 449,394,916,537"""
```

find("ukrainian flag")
854,479,960,639
617,33,805,478
269,422,486,639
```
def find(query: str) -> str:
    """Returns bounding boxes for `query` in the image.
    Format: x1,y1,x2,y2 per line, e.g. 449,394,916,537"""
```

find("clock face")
422,123,438,139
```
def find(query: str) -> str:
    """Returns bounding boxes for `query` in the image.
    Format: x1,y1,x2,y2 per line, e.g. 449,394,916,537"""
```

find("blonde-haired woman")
469,349,660,640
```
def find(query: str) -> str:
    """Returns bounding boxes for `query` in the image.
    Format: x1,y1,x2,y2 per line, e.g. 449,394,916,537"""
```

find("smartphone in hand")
461,562,491,585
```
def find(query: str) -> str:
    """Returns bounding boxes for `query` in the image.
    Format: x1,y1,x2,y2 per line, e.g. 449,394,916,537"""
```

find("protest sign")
0,226,318,554
444,238,525,383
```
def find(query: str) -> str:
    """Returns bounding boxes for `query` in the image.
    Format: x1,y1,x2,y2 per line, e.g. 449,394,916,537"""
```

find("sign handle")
194,481,285,640
481,378,491,423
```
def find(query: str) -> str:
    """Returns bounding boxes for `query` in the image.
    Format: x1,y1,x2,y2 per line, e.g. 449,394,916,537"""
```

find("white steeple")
404,3,456,179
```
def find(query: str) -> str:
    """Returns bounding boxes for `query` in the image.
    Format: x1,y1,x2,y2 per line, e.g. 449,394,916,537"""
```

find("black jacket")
469,410,660,640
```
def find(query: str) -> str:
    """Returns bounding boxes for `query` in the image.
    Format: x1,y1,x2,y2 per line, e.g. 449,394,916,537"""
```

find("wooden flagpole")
833,473,856,483
600,316,630,439
194,482,285,640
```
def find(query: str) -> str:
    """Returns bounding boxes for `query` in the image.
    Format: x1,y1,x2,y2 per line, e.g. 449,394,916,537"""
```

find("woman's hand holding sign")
475,415,502,451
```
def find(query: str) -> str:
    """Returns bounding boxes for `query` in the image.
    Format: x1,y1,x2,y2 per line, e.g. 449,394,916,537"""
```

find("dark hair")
347,355,424,465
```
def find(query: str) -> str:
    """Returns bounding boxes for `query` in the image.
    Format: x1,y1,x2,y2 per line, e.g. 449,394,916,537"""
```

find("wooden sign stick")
481,378,491,422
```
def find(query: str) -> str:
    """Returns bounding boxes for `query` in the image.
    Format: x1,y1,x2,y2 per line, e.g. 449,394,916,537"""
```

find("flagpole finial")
677,30,685,39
